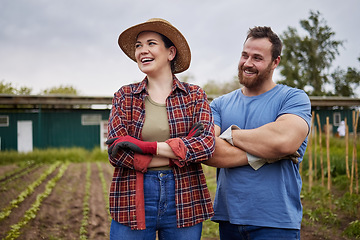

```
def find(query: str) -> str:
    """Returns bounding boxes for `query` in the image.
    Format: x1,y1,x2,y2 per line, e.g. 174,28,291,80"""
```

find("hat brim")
118,19,191,74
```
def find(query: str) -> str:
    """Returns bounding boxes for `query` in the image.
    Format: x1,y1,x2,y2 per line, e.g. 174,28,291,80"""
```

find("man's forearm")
231,114,309,158
202,137,248,168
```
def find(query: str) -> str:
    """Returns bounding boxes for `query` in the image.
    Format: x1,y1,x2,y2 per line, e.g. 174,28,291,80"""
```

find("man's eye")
135,44,141,48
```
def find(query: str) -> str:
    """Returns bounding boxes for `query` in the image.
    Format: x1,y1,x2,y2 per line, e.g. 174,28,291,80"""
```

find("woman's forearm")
148,156,170,168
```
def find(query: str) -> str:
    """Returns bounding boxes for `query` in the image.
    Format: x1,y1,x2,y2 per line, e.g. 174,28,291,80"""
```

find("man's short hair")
246,26,282,61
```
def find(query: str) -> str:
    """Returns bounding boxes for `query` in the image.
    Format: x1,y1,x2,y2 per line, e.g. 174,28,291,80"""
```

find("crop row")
3,162,69,239
0,162,61,222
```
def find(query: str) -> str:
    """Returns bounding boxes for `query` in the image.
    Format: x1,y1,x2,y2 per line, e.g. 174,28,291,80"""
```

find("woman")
106,18,215,240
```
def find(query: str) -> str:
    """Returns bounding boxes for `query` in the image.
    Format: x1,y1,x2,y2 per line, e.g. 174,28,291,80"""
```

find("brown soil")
0,162,112,240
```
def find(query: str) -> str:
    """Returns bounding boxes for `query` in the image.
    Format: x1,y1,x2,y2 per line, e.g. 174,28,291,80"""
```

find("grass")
0,147,108,166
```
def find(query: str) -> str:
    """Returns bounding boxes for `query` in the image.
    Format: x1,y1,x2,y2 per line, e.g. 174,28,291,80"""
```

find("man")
205,26,312,239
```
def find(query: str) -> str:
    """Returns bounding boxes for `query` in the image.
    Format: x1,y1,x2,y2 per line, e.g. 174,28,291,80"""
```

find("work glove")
106,136,157,157
187,122,204,138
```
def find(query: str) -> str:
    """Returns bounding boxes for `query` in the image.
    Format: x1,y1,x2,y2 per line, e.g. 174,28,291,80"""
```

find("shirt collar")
133,75,187,95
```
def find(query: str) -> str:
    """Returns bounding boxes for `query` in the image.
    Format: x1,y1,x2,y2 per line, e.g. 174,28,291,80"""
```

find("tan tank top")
142,96,171,170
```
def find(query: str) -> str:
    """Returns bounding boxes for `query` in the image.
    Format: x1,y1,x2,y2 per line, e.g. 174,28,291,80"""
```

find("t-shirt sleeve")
210,98,222,127
279,89,312,132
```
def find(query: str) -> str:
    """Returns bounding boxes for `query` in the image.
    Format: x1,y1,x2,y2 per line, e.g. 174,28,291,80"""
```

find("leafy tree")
41,85,78,95
0,80,32,95
0,80,16,94
330,57,360,96
278,10,344,96
202,77,240,96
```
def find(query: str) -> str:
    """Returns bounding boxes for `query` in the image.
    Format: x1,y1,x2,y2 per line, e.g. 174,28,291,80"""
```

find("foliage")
0,80,80,96
331,64,360,97
202,77,240,96
0,148,103,165
0,80,32,95
278,10,347,96
79,162,91,240
202,165,219,238
343,220,360,238
41,85,79,95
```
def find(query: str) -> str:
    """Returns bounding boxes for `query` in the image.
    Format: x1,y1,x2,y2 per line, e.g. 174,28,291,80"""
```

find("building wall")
313,108,356,134
0,108,110,151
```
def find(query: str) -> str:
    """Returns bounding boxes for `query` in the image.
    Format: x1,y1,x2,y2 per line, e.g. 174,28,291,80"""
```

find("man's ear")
272,56,281,70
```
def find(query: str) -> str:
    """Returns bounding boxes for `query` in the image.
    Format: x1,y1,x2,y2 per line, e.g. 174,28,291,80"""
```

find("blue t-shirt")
210,84,311,229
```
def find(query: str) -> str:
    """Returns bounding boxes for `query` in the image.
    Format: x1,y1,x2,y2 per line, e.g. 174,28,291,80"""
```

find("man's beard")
238,63,273,89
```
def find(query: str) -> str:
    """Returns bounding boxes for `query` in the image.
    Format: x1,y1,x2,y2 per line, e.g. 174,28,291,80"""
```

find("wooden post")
345,118,350,179
326,117,331,191
316,114,324,187
350,110,359,194
308,112,314,191
314,125,318,181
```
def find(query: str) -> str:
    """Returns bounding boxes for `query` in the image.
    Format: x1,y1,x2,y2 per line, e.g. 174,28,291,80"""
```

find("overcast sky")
1,0,359,96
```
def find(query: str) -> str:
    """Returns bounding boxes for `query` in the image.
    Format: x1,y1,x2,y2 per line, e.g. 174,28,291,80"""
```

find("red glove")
188,122,204,138
106,136,157,157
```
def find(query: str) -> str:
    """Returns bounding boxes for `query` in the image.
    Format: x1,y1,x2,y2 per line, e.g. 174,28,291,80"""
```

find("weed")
343,220,360,238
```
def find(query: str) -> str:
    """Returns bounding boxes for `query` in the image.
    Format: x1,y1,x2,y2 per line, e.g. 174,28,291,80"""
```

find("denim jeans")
110,170,202,240
219,221,300,240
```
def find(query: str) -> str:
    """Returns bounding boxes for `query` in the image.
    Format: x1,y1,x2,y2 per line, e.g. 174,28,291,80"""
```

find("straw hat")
118,18,191,74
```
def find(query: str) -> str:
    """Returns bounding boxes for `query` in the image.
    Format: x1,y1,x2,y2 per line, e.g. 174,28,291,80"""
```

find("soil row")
0,162,113,240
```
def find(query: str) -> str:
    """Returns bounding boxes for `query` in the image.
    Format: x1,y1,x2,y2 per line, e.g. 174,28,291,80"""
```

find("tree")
202,77,240,96
0,80,16,94
331,57,360,96
0,80,32,95
278,10,344,96
41,85,78,95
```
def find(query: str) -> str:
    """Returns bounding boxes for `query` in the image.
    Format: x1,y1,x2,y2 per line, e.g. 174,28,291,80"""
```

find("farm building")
0,94,359,152
0,95,112,152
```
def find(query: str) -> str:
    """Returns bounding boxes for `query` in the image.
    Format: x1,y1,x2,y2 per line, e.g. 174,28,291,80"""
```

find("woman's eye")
135,44,141,48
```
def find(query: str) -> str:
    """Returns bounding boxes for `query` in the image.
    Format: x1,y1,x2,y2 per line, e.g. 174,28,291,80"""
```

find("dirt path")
88,162,111,239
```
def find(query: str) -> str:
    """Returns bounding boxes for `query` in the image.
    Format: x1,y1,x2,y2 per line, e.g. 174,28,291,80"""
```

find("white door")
17,120,33,153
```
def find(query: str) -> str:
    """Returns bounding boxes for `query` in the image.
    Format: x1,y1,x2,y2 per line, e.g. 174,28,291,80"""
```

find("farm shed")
309,96,360,135
0,95,112,152
0,95,359,152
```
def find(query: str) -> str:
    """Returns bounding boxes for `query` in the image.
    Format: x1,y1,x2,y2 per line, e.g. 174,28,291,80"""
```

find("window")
0,116,9,127
333,112,341,126
81,114,101,125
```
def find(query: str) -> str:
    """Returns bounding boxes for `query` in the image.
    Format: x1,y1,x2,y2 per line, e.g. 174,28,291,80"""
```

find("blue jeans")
219,221,300,240
110,170,202,240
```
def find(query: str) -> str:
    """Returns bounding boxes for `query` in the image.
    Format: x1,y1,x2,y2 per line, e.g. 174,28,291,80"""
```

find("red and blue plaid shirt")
108,76,215,230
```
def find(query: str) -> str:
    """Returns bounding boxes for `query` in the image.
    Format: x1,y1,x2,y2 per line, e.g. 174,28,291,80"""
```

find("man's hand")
265,151,300,164
188,122,204,138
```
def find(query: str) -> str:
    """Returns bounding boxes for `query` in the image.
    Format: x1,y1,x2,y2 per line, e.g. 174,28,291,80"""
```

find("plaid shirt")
108,76,215,230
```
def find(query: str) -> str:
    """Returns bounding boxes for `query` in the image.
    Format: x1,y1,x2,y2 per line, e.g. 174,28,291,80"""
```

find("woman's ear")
168,46,176,61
